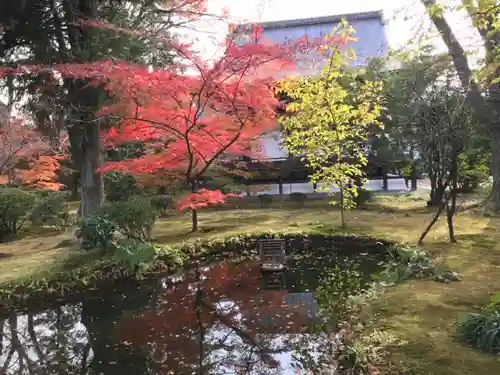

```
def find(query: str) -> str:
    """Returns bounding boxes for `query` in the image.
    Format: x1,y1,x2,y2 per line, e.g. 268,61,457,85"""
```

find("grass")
1,195,500,373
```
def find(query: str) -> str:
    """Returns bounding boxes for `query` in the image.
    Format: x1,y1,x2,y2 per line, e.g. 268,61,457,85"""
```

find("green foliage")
377,247,435,285
101,197,156,242
279,27,384,225
290,192,307,206
377,247,459,286
30,189,55,200
0,188,37,241
219,183,244,195
75,214,117,252
104,171,143,202
29,191,72,230
150,195,175,217
457,292,500,354
458,152,490,192
112,238,158,275
258,194,273,207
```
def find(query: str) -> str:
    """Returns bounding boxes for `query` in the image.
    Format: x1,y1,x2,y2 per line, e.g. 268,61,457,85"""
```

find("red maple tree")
0,118,63,190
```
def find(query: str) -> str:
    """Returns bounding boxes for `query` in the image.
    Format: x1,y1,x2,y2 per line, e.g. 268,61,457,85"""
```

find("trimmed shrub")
75,214,117,252
104,171,142,202
101,197,157,242
30,191,71,229
113,238,158,275
0,188,37,241
258,194,273,207
356,188,373,207
290,192,307,206
150,195,175,217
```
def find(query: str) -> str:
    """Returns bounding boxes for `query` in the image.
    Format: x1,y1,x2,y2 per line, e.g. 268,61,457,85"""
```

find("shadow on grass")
153,212,279,244
364,202,430,215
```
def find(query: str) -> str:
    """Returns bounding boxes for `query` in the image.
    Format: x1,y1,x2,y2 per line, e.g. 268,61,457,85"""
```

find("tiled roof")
238,10,383,31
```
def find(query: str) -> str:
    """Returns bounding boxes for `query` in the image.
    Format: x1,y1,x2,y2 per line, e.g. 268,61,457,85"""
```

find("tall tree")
0,0,205,216
421,0,500,210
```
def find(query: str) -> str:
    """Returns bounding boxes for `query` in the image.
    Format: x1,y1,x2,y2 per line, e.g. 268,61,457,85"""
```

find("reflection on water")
0,249,383,374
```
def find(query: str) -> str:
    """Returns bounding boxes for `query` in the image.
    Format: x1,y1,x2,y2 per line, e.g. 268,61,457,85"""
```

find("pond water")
0,245,386,375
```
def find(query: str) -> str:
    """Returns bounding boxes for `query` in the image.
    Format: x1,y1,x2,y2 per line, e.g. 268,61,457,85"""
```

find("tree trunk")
445,151,458,243
192,209,198,232
191,180,198,232
410,165,418,191
339,183,345,228
79,121,102,218
486,133,500,211
382,168,388,191
71,171,79,201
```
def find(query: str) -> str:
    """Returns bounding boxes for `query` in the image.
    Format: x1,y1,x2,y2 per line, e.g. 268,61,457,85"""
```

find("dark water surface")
0,248,385,375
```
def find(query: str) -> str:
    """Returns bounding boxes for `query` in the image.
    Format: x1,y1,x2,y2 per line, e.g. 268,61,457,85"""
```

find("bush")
356,188,373,207
113,238,158,275
0,188,37,241
458,153,490,193
104,171,142,202
30,189,55,200
75,214,117,252
30,191,71,229
457,292,500,354
290,192,307,206
258,194,273,207
219,184,244,195
150,195,174,217
101,197,156,242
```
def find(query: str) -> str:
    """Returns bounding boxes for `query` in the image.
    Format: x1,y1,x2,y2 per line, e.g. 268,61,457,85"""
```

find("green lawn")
1,197,500,373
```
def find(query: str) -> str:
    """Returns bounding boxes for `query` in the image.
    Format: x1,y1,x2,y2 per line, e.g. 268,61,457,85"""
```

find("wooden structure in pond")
259,238,286,271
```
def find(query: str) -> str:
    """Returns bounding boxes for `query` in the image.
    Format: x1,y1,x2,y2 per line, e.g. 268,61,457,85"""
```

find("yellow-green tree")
278,31,385,227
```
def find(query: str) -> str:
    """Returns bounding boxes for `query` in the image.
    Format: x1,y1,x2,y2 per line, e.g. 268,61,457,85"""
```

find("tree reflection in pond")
0,249,383,374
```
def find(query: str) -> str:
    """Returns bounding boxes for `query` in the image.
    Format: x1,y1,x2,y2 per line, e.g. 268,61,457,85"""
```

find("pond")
0,241,387,375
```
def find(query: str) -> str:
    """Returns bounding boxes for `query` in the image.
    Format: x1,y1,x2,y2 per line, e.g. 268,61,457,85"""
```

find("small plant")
75,214,117,251
113,238,158,276
377,247,435,286
377,247,459,286
457,292,500,354
150,195,174,217
101,197,157,242
290,192,307,207
30,191,71,230
0,188,37,241
258,194,273,208
104,171,143,202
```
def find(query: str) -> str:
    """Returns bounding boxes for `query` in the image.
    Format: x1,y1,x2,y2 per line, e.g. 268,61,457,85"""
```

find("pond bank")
0,231,394,313
1,206,500,374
